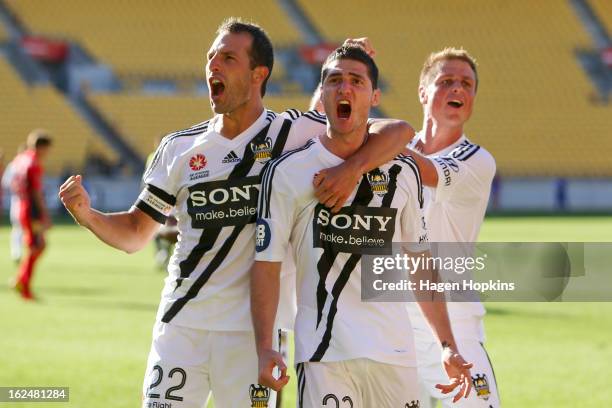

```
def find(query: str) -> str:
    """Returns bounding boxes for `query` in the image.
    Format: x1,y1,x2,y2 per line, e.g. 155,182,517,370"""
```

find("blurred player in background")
60,18,412,408
10,130,53,300
406,48,500,408
252,45,473,407
145,135,178,269
2,143,27,263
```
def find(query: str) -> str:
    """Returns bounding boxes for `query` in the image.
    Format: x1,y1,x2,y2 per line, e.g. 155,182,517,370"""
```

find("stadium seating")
0,58,117,175
591,0,612,34
298,0,612,176
0,21,7,42
5,0,302,78
87,93,313,159
5,0,611,177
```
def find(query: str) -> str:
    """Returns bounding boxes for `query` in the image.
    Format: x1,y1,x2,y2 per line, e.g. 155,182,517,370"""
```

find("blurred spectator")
555,177,567,211
2,144,27,263
10,130,53,300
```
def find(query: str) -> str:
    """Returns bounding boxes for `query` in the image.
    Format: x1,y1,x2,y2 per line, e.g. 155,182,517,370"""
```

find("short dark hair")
320,45,379,89
217,17,274,97
27,129,52,149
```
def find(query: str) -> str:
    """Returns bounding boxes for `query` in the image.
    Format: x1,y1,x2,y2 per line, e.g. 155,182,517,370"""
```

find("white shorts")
296,359,420,408
416,338,500,408
142,321,276,408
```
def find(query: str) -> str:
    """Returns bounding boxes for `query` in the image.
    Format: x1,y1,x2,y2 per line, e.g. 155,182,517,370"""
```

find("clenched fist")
58,175,92,226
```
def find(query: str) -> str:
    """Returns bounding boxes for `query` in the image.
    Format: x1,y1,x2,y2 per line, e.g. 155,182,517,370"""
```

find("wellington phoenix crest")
367,169,389,197
249,384,269,407
472,374,491,400
250,137,273,163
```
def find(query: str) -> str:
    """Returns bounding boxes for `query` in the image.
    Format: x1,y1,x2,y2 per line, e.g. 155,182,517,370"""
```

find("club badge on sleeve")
249,384,270,407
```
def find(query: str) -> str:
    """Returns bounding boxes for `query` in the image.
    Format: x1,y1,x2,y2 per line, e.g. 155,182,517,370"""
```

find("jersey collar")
412,131,469,158
208,109,269,147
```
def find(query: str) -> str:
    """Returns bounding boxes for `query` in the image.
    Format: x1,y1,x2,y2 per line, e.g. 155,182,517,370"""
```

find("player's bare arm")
404,118,438,187
404,148,438,187
249,260,289,392
314,119,414,212
59,175,160,254
409,249,473,402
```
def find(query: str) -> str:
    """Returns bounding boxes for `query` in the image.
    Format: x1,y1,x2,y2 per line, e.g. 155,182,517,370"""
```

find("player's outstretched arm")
250,260,289,392
314,119,414,212
410,250,473,402
59,175,160,254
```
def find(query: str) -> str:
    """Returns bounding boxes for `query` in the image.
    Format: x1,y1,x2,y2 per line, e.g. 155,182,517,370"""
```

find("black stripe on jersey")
162,223,246,323
146,183,177,206
258,139,316,218
306,109,326,119
284,108,302,121
314,250,338,329
303,110,327,125
270,119,292,158
395,155,424,208
172,226,222,292
457,145,480,161
144,120,209,180
163,120,290,323
314,176,373,329
135,200,167,224
266,109,277,123
311,170,401,361
382,165,402,207
311,253,361,362
296,362,305,408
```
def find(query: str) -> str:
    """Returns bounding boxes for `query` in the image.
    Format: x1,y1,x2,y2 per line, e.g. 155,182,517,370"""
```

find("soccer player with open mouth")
251,45,473,407
405,48,500,408
59,18,414,408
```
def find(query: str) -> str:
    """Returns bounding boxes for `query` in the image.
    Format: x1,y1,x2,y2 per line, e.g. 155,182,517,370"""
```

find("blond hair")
419,48,478,91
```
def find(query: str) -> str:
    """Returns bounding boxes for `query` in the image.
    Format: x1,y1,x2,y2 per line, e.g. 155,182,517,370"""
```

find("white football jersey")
136,109,326,331
255,138,428,367
407,133,496,339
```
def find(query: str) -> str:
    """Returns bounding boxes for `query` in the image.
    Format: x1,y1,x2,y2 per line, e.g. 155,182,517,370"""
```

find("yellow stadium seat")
0,22,8,42
298,0,612,176
6,0,303,78
591,0,612,34
87,93,313,160
0,59,117,175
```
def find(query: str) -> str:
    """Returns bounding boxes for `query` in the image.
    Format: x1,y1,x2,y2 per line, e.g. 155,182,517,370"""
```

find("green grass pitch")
1,217,611,407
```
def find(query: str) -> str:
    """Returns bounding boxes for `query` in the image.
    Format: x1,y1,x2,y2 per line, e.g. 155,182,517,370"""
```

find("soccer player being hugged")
60,18,414,408
405,49,500,408
251,45,473,407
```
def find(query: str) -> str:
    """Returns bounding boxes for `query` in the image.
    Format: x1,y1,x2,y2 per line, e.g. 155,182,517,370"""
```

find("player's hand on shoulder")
257,348,289,392
58,175,91,226
342,37,376,57
436,346,474,403
314,161,361,213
